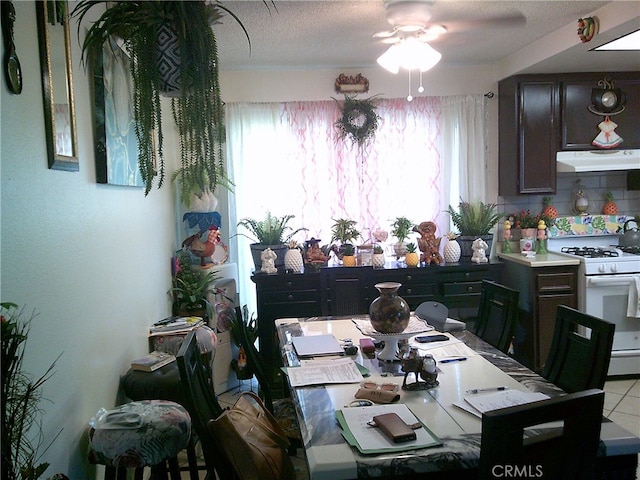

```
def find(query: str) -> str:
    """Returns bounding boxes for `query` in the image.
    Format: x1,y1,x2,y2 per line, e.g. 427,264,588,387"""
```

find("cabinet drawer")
262,289,319,303
442,281,483,296
536,273,576,294
400,283,436,297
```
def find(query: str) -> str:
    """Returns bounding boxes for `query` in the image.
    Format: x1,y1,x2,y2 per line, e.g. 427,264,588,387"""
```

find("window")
226,94,487,312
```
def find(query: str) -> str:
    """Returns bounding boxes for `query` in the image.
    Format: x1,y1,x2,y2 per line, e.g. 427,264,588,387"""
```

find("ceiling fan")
373,0,526,45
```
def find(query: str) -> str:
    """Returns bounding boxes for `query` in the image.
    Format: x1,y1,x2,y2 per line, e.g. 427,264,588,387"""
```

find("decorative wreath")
334,95,380,149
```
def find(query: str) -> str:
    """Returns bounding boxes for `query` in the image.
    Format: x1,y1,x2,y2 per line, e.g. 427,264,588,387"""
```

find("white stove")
548,235,640,377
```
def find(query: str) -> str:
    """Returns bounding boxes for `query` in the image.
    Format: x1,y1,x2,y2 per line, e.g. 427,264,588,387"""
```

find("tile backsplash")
499,170,639,224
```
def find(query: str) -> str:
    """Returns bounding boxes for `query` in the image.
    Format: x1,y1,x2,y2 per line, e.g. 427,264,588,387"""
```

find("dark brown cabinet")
499,71,640,196
499,75,559,196
252,262,503,376
503,261,578,371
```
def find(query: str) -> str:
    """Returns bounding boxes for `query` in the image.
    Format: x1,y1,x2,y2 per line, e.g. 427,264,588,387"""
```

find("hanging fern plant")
73,1,273,197
334,95,381,149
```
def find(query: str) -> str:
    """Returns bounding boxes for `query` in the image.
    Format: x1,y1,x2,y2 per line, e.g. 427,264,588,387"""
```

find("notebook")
291,334,344,357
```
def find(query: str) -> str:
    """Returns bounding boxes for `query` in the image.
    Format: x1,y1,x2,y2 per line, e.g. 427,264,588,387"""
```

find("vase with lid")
369,282,410,334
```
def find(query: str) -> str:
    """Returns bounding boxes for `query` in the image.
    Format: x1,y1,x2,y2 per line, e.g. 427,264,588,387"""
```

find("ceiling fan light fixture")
377,37,441,73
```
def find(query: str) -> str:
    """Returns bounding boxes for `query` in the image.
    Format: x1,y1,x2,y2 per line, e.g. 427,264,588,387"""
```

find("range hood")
557,150,640,173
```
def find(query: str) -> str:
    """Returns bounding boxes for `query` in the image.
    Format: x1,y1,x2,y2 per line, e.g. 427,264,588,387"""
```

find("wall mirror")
36,0,78,171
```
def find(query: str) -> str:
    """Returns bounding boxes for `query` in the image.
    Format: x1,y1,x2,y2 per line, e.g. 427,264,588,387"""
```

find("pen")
465,386,509,394
440,357,467,364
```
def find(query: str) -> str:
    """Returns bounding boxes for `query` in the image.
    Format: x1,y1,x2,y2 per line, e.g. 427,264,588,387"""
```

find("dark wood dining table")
275,315,640,480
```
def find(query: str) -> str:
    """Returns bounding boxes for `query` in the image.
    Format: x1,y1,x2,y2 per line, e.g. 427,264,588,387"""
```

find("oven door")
584,274,640,376
585,275,640,351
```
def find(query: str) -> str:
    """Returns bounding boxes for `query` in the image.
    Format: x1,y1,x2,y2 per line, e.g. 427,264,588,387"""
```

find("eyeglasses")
360,381,399,393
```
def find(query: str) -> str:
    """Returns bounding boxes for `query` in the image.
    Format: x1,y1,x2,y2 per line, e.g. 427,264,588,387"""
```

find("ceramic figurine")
471,237,489,263
260,248,278,274
400,347,439,390
503,220,513,253
414,221,443,265
536,220,548,254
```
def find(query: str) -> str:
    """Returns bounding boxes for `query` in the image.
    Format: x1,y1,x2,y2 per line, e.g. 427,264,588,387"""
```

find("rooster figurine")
182,226,220,267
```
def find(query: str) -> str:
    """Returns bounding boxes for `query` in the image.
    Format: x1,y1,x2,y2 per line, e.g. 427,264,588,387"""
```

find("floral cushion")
88,400,190,468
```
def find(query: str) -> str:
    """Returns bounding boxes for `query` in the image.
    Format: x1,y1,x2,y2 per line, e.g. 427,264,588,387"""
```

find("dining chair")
233,306,303,454
472,280,520,354
479,388,605,480
176,330,237,480
541,305,615,393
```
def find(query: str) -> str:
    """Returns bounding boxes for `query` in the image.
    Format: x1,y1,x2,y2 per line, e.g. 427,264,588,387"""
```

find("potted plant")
229,307,257,380
171,162,234,212
168,250,219,320
445,199,502,261
372,244,386,268
72,1,272,196
236,212,308,270
330,218,360,260
391,216,414,259
512,209,539,239
2,303,63,480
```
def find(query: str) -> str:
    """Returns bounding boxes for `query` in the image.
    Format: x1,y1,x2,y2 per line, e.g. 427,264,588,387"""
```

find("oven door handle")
587,275,637,287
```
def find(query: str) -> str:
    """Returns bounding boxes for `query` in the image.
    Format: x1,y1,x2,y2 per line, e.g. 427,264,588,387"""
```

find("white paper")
340,404,440,451
286,357,363,387
464,389,549,414
352,316,434,337
421,341,477,361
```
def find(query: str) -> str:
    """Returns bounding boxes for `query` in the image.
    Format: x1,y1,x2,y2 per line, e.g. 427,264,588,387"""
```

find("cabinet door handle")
286,281,293,287
406,275,412,281
287,294,294,301
465,272,470,278
467,286,473,292
407,288,412,294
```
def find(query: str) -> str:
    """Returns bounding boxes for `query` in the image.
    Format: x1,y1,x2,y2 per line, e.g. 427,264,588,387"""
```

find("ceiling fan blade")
434,13,526,33
373,29,398,38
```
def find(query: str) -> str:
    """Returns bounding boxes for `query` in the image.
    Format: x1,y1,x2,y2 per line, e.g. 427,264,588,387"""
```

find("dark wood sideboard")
251,261,503,378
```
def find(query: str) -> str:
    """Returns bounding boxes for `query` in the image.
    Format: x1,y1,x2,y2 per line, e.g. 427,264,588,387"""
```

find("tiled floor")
181,378,640,479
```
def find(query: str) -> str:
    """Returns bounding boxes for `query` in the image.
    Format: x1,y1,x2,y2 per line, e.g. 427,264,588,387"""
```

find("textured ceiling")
212,0,640,74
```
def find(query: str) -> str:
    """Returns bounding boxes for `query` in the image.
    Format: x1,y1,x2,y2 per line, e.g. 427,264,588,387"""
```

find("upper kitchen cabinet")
562,72,640,150
499,75,559,196
499,72,640,196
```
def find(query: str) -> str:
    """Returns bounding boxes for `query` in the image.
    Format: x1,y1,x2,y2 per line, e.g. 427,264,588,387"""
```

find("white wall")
0,2,177,477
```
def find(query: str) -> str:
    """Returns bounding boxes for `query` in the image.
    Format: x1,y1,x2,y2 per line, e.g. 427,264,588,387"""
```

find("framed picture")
93,40,145,186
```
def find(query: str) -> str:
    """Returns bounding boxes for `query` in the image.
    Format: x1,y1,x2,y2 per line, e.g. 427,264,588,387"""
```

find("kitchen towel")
627,275,640,318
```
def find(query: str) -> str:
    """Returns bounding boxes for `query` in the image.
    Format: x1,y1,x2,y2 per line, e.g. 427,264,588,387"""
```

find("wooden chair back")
473,280,520,354
479,388,605,480
541,305,615,393
176,330,236,480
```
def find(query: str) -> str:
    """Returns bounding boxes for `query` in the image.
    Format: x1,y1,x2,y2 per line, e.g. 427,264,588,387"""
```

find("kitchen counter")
497,251,581,267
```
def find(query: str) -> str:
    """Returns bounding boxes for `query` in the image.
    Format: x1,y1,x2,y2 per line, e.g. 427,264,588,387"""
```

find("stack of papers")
336,403,442,454
453,389,550,418
149,316,204,336
285,358,363,387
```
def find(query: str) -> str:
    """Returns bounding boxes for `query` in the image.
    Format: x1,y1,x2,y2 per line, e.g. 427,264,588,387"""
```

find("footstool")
88,400,191,480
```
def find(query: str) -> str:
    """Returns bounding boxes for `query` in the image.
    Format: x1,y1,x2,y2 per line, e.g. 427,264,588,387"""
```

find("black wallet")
371,413,417,443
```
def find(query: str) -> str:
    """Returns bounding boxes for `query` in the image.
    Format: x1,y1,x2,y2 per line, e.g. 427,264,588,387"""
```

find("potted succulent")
391,216,414,259
372,244,386,268
445,199,502,261
168,250,219,320
72,1,272,196
236,212,308,270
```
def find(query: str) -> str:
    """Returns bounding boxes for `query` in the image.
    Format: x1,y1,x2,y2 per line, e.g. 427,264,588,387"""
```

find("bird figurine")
182,226,220,267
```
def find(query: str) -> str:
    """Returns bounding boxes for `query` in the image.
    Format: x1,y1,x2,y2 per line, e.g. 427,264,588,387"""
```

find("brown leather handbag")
208,391,295,480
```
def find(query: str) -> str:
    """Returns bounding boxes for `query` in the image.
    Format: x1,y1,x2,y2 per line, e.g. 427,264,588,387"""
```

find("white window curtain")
226,95,486,316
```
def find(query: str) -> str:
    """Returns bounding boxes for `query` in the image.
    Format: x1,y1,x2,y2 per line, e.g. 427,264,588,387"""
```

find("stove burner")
561,246,620,258
615,245,640,255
